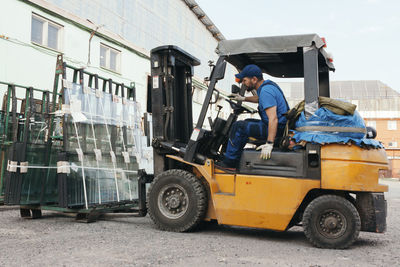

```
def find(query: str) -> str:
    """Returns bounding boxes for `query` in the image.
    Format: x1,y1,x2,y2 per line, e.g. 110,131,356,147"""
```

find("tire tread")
303,194,361,249
147,169,207,232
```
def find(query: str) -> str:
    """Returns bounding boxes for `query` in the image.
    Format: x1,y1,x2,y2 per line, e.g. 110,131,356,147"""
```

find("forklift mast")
150,46,200,176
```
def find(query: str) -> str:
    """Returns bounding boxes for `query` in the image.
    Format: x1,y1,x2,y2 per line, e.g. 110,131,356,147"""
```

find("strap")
262,80,290,111
257,80,290,125
295,126,366,134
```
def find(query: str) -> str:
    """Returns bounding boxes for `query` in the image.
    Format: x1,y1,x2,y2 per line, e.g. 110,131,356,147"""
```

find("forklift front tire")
147,169,207,232
302,194,361,249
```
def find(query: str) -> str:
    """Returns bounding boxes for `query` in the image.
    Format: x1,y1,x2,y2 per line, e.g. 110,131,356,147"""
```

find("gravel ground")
0,179,399,266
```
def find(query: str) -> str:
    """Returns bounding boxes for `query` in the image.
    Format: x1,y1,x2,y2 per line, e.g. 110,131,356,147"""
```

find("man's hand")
256,142,273,160
228,93,245,101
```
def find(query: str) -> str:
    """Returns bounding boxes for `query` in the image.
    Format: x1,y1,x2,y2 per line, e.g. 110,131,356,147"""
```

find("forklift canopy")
216,34,335,78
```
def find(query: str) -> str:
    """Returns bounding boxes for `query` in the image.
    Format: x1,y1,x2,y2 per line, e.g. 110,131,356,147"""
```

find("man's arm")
256,106,278,160
265,106,278,142
229,94,258,103
243,95,258,103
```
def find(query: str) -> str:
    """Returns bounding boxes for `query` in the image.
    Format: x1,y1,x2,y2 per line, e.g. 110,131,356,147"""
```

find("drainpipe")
87,20,104,65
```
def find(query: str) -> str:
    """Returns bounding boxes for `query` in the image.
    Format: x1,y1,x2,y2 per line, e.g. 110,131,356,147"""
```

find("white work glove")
228,93,245,101
256,142,273,160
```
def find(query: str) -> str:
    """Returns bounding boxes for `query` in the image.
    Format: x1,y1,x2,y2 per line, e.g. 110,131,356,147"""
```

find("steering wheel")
225,98,255,114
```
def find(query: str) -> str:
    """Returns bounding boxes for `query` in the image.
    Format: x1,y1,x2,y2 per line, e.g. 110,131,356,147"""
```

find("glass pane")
100,46,107,68
20,145,61,205
48,23,59,50
16,90,62,206
31,17,44,44
62,86,139,208
110,49,118,71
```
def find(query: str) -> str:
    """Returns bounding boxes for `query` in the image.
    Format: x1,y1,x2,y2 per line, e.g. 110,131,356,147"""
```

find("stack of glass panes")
2,78,145,210
1,85,62,205
59,81,142,208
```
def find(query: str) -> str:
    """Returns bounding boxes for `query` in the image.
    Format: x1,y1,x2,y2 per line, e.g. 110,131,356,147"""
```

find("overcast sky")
196,0,400,92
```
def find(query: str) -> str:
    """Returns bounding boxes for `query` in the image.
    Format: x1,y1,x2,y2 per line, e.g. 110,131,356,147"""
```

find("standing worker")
216,64,289,170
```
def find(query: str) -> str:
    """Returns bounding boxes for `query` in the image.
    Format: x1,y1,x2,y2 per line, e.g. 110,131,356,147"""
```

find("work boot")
215,160,237,173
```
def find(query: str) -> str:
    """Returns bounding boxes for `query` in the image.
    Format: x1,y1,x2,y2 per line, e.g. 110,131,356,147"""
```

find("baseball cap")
235,64,262,82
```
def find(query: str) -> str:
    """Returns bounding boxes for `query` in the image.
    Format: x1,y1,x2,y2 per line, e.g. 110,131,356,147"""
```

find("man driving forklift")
148,37,388,249
216,64,289,170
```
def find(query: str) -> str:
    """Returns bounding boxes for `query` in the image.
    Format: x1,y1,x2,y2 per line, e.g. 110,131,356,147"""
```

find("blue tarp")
292,107,383,148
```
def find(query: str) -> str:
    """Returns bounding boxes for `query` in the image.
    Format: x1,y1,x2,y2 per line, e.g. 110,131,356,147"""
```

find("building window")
387,120,397,130
100,44,121,73
31,13,63,51
388,141,398,148
366,120,376,128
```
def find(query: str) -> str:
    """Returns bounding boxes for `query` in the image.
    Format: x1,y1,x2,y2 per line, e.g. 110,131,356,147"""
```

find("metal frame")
184,56,226,163
1,55,150,218
303,45,331,118
1,82,61,205
57,56,139,210
150,46,200,176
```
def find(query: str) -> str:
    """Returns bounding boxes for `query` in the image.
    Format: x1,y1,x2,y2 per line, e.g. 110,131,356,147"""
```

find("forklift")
146,34,388,249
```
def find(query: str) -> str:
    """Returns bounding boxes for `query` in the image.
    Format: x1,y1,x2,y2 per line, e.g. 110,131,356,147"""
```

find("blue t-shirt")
257,80,289,127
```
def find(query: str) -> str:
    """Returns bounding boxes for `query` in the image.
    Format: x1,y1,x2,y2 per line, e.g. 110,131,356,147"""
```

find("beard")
246,81,257,91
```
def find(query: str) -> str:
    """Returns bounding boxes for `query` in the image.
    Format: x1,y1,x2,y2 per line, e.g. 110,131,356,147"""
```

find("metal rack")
1,55,152,221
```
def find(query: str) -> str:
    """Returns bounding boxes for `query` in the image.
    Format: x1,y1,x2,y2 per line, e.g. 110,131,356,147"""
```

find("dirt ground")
0,179,399,266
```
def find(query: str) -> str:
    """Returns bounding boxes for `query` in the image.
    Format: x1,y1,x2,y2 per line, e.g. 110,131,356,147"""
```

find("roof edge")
182,0,225,41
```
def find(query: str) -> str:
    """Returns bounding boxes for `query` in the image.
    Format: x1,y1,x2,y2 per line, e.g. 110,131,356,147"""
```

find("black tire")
303,195,361,249
147,169,207,232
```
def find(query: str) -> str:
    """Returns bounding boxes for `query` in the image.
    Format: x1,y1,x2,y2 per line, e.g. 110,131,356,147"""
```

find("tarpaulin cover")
292,107,383,148
215,34,335,77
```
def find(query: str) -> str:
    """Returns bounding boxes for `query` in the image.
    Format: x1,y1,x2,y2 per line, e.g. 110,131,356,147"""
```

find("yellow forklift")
146,34,388,249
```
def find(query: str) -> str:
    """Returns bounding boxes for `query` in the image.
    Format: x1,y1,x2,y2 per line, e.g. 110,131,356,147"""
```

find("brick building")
364,118,400,177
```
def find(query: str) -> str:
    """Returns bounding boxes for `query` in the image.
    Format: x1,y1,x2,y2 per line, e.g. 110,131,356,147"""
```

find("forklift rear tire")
147,169,207,232
302,194,361,249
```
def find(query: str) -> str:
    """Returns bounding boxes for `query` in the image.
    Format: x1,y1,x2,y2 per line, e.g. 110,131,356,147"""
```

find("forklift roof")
216,34,335,78
151,45,201,66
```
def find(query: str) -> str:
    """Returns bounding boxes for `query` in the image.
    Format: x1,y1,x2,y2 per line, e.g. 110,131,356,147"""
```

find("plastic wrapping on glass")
126,99,149,168
29,110,50,145
62,83,140,208
64,153,139,207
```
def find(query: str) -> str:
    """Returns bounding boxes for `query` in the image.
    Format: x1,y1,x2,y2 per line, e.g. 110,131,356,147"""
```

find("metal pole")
303,45,319,119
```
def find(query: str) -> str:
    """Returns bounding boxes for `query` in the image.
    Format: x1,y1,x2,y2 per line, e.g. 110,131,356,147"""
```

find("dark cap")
235,64,262,81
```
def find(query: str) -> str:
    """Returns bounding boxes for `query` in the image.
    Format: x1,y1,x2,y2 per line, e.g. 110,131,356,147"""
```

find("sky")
196,0,400,92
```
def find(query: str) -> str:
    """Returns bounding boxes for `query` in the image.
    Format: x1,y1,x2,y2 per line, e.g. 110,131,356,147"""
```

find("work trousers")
223,119,268,165
223,119,285,166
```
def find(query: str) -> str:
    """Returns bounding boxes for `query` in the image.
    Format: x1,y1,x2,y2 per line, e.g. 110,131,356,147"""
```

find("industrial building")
0,0,232,125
